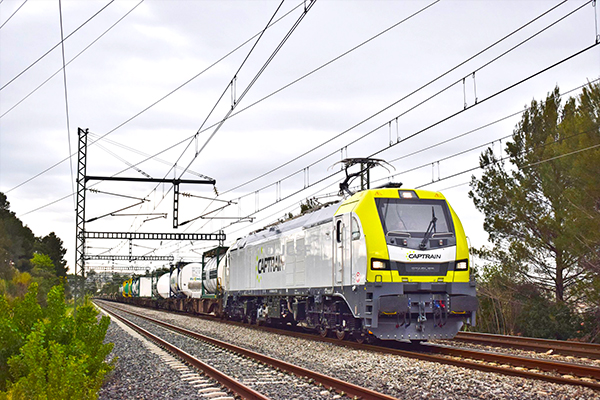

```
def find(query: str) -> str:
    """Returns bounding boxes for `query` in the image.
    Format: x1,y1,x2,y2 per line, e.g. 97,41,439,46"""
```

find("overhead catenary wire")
213,41,600,222
156,0,290,188
184,67,599,246
218,0,573,197
415,139,600,191
55,0,442,239
84,7,600,261
0,0,115,92
8,3,596,268
0,0,27,30
386,79,600,165
97,1,316,257
0,0,144,120
58,0,75,210
375,124,599,190
4,0,302,194
163,0,572,233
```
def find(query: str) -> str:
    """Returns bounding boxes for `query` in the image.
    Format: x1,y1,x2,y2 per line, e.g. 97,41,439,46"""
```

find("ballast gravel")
98,301,600,400
97,308,227,400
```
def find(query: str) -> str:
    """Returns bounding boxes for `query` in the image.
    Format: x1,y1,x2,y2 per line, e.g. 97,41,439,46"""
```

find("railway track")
96,300,600,392
454,331,600,360
96,301,398,400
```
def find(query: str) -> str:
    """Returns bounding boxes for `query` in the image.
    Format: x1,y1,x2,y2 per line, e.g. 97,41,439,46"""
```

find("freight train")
118,185,478,342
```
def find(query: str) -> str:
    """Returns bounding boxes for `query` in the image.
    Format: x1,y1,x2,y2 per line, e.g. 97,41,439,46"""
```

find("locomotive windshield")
375,198,453,238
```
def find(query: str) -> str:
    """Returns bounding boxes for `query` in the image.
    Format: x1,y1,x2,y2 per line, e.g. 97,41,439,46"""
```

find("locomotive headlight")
456,260,468,271
371,259,390,270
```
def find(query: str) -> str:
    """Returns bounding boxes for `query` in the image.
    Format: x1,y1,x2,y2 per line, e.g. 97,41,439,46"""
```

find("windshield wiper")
419,207,437,250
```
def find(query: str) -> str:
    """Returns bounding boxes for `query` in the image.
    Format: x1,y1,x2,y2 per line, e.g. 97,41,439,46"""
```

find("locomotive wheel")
354,332,375,344
335,329,346,341
318,326,329,338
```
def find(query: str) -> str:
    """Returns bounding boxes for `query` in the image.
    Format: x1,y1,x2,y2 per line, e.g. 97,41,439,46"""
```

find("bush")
0,283,114,399
515,295,581,340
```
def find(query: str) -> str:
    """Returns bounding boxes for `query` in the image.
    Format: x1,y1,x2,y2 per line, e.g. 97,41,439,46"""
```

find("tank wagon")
117,186,478,342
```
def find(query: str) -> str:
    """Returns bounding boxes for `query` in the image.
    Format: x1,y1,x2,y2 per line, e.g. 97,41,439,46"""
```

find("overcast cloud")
1,0,598,273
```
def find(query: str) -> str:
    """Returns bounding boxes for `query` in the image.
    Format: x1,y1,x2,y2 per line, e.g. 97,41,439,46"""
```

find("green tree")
471,86,592,303
35,233,68,278
470,84,599,339
35,232,67,277
30,253,58,306
0,193,35,273
558,83,600,341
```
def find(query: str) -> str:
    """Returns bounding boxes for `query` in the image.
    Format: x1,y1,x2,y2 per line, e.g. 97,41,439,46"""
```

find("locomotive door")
334,213,351,288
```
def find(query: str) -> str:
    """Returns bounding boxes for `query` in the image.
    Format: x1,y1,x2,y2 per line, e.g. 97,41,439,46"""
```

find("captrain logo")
405,251,442,261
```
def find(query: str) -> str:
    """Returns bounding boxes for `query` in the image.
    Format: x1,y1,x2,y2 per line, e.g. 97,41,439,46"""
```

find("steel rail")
422,343,600,380
96,303,270,400
97,300,600,391
97,301,401,400
455,331,600,360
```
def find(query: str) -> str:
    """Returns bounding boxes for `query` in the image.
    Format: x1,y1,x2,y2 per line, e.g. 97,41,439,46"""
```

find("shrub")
0,283,114,399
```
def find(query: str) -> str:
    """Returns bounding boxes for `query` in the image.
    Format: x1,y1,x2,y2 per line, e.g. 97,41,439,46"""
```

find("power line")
0,0,144,120
4,1,301,194
66,0,442,238
58,0,75,210
219,0,442,196
415,139,600,191
0,0,115,92
369,42,600,160
157,0,290,187
379,124,598,189
193,63,599,242
387,79,600,165
117,0,318,256
219,0,575,197
175,0,319,181
129,11,600,251
229,41,600,217
89,132,208,179
0,0,27,30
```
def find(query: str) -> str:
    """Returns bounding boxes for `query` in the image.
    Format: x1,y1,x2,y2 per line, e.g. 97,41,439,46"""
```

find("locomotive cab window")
376,198,456,249
336,220,343,243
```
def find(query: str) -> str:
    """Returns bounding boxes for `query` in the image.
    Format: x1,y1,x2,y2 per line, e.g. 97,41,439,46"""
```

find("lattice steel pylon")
75,128,88,309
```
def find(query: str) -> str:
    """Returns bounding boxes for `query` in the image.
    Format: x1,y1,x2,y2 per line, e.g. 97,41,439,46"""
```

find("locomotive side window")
336,220,343,243
351,216,360,240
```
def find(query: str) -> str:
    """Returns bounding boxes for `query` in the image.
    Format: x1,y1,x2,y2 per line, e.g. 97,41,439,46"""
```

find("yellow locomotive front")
338,187,477,341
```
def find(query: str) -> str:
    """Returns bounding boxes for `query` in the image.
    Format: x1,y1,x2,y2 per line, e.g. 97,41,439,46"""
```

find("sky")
1,0,599,275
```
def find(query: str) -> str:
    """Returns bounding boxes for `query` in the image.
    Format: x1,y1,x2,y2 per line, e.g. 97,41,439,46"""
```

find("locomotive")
121,185,477,342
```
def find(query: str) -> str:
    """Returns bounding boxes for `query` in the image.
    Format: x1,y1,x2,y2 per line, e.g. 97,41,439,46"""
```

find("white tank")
157,273,170,299
169,268,180,295
202,257,217,294
178,263,204,298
